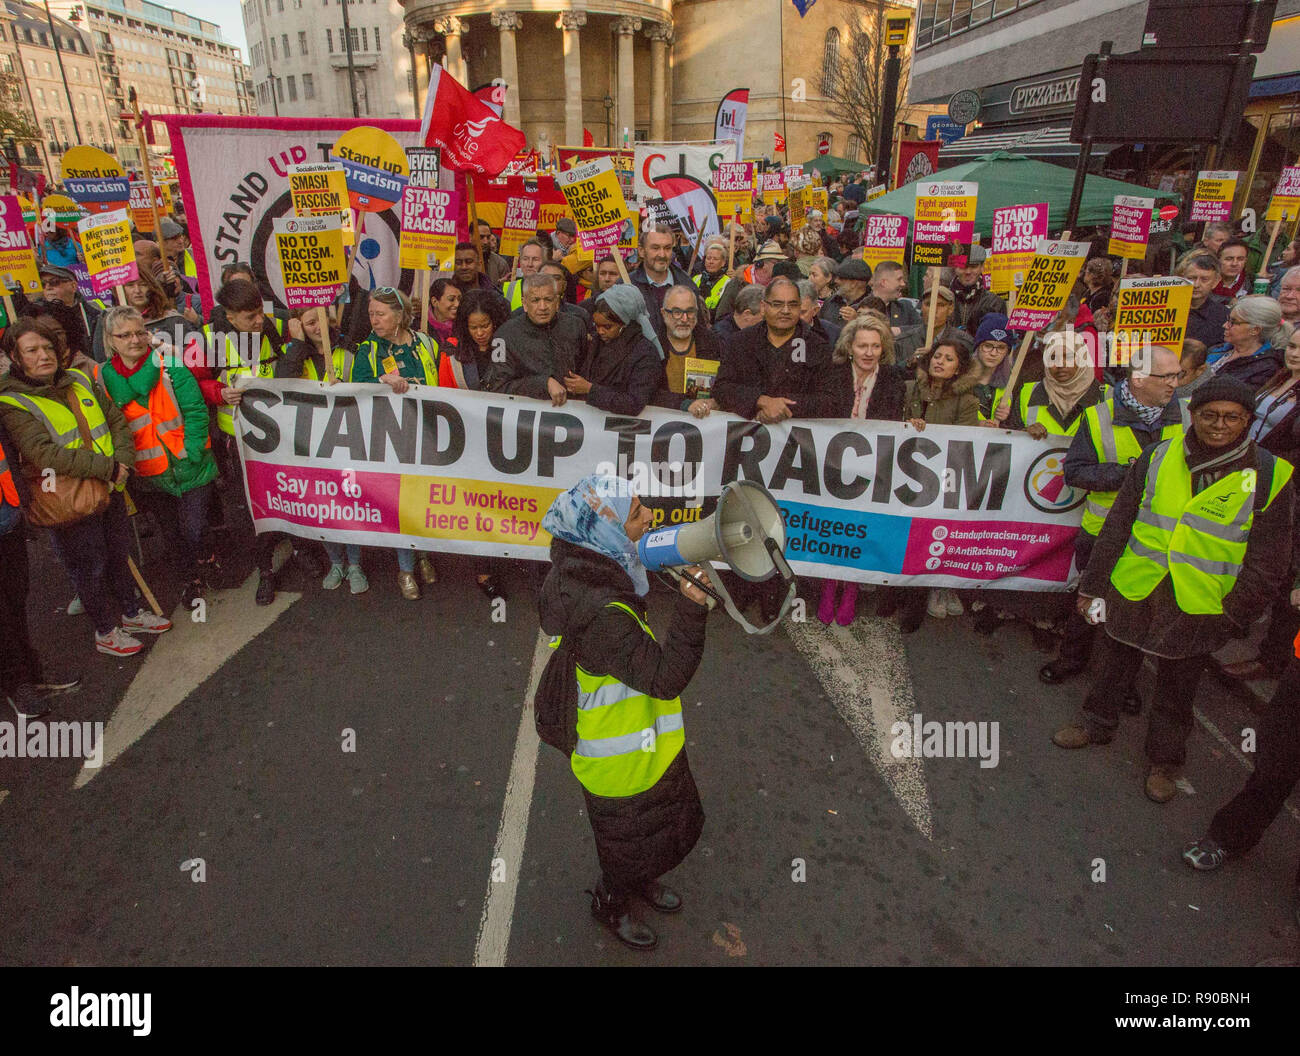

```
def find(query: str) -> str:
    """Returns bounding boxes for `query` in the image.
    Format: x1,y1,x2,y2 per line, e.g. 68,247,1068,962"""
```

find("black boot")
586,882,657,950
638,879,683,914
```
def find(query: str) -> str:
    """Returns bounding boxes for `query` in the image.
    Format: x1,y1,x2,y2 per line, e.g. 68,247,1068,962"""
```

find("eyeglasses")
1226,317,1249,326
1194,410,1249,425
663,307,697,319
112,329,150,341
1138,371,1181,382
765,300,800,311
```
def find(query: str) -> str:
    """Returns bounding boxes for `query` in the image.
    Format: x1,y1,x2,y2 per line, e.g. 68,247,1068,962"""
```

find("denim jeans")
396,548,415,573
324,542,361,567
49,490,140,636
132,482,213,580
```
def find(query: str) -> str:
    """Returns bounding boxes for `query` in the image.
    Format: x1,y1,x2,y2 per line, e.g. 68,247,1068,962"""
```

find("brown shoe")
1220,659,1270,681
1145,765,1180,803
1053,723,1099,749
417,555,438,585
397,570,420,600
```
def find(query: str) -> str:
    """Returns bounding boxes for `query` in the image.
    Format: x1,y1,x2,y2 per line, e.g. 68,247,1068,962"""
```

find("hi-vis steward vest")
1018,384,1088,438
182,249,197,280
1079,398,1190,536
978,386,1006,424
555,601,686,799
302,347,356,384
359,332,449,387
501,280,525,311
0,434,18,507
116,363,205,476
693,272,731,311
1110,439,1292,615
0,369,114,458
208,319,285,436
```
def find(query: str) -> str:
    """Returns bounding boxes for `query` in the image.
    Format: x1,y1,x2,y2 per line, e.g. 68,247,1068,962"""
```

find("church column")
646,23,672,142
557,12,586,145
612,16,641,146
490,11,524,128
434,16,468,85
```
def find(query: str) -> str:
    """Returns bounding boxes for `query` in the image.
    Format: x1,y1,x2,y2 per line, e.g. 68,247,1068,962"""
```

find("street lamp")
44,0,82,144
603,94,614,148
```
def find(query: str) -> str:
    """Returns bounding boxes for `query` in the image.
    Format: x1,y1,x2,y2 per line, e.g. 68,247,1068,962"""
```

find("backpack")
534,635,579,756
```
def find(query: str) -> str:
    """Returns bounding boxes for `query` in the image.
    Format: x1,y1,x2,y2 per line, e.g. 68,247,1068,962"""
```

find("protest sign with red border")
912,180,977,268
274,215,346,308
398,187,459,271
1006,240,1090,332
990,202,1048,296
1107,195,1154,260
861,214,909,271
556,156,630,252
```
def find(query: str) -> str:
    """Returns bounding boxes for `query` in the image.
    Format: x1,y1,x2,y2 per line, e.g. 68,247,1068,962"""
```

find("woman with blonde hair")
818,315,907,626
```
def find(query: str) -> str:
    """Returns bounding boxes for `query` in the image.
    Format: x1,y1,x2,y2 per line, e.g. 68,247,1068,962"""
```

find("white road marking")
785,617,933,839
473,630,550,967
74,574,300,788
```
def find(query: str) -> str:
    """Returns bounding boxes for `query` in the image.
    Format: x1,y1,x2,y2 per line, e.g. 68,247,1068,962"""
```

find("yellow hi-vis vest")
0,369,114,457
209,319,285,436
501,279,524,311
561,601,686,799
182,249,197,279
977,386,1006,424
302,347,356,384
692,272,731,310
1019,383,1087,438
359,332,440,386
1109,439,1292,615
1079,398,1190,536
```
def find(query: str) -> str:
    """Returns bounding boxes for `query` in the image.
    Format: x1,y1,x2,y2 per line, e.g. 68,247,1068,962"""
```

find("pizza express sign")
1009,76,1079,116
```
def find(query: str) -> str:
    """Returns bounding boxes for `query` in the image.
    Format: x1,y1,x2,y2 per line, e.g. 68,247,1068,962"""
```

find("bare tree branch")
0,71,41,142
819,6,911,164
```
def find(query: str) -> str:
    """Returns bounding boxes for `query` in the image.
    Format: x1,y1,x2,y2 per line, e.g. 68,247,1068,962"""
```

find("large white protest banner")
163,115,421,313
234,382,1085,591
633,141,738,237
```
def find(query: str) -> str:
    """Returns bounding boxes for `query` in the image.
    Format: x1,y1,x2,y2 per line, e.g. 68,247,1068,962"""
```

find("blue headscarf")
542,473,649,596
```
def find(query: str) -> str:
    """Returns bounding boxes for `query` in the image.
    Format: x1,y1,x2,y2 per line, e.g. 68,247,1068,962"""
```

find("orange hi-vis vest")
0,433,18,507
121,366,201,476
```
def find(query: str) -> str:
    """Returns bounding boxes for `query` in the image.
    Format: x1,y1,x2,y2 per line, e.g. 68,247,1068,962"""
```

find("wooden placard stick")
923,266,941,350
993,232,1071,421
613,250,632,286
128,95,166,257
115,285,127,306
314,305,336,384
727,210,738,272
127,556,163,617
466,177,484,273
686,222,708,274
1119,257,1130,281
1260,217,1284,280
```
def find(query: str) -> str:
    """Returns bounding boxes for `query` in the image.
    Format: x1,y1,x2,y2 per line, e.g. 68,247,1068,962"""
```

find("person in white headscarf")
563,286,663,416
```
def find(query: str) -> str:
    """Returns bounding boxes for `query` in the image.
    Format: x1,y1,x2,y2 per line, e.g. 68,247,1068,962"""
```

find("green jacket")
0,367,134,482
99,354,218,497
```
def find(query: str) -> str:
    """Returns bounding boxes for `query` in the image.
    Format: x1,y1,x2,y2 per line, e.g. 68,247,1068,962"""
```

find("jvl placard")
1112,276,1193,364
912,180,978,268
77,208,137,294
288,163,353,238
273,215,346,308
398,186,460,271
1266,167,1300,223
1189,171,1238,223
1107,195,1154,260
990,202,1048,296
1005,240,1090,332
556,156,630,253
712,162,754,224
0,195,43,293
861,214,909,271
499,195,539,256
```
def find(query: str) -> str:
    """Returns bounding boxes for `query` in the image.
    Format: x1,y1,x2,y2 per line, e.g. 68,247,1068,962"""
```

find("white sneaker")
67,595,84,615
121,611,173,635
927,589,948,619
322,564,345,590
96,627,142,656
346,565,369,595
944,589,964,616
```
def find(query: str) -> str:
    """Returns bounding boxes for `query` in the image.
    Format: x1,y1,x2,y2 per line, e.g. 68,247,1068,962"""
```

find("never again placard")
1006,240,1090,332
273,215,346,308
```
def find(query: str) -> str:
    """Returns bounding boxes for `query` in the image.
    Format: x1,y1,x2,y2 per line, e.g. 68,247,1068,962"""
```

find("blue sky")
169,0,250,58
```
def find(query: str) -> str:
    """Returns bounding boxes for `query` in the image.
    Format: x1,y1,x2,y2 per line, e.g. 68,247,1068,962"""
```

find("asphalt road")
2,520,1298,967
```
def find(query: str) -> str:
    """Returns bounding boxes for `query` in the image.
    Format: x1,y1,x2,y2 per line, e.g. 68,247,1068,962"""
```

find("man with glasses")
655,285,722,414
1043,346,1188,691
1054,376,1294,804
32,264,103,361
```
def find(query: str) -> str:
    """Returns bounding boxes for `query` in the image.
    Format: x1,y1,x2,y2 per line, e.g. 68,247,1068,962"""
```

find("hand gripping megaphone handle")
665,566,718,611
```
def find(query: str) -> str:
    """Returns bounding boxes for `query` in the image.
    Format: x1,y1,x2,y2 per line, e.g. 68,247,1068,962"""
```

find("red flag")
421,64,526,177
583,128,594,147
774,131,786,153
471,81,507,118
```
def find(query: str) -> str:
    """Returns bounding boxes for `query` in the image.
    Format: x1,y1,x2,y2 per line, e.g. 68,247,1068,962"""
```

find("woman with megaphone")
538,474,713,952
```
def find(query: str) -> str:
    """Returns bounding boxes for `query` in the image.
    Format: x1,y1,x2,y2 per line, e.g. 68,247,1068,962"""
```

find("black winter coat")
578,325,661,416
483,312,588,398
539,539,708,887
714,320,852,419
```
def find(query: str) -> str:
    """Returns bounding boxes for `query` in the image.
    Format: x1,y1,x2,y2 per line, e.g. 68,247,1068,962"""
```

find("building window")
326,29,333,52
281,34,289,57
298,30,307,55
35,87,45,106
276,77,284,102
373,26,380,53
303,72,314,99
287,75,297,101
360,27,368,51
270,37,276,60
348,27,359,52
821,28,840,94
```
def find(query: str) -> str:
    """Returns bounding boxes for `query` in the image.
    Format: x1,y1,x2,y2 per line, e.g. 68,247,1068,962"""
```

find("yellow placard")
1005,240,1090,332
0,194,42,293
77,208,136,293
499,194,539,257
556,156,630,252
398,475,559,546
1189,170,1237,223
1107,195,1154,260
712,162,754,225
1112,277,1193,363
789,186,808,231
288,163,354,238
1266,166,1300,223
273,215,346,308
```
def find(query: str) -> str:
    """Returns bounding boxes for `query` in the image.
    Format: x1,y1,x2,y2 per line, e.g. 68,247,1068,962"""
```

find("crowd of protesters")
2,174,1300,929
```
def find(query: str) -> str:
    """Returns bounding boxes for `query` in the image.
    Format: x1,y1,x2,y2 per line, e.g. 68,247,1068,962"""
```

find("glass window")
287,75,296,101
326,29,332,52
298,30,307,55
821,28,840,94
373,26,380,53
303,72,314,99
1245,105,1300,221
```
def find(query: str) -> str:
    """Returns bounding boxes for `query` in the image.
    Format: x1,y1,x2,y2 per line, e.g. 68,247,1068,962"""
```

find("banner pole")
923,266,940,350
115,285,127,306
1260,218,1283,280
315,305,337,384
612,251,632,286
466,176,484,273
727,211,737,272
994,330,1037,422
129,99,166,257
686,223,707,274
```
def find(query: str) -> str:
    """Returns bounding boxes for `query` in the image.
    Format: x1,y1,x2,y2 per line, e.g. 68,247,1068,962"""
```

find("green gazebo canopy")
857,152,1178,238
801,155,870,178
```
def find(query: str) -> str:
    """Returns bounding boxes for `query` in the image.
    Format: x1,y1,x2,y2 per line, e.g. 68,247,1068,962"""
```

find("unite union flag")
420,64,526,177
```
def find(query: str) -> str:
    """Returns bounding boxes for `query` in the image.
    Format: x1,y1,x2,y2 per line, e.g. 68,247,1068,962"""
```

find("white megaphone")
637,480,796,635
